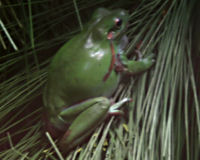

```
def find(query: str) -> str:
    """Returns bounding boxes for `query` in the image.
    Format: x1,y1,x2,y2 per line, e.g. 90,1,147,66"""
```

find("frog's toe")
145,53,156,65
109,98,131,114
145,53,155,59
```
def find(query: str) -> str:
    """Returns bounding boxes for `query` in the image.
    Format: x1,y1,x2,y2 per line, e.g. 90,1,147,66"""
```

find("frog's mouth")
107,23,128,40
107,31,115,40
107,30,125,40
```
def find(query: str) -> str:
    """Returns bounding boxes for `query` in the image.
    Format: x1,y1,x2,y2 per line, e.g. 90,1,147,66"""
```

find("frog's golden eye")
115,18,122,27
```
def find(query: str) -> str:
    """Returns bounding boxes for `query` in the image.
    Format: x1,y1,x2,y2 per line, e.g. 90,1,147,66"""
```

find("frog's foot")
109,97,132,115
138,53,155,68
142,53,155,62
134,49,155,61
134,49,143,60
118,53,155,75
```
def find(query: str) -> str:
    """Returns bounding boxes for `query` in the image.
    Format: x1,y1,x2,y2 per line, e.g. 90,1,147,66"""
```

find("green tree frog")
43,8,154,151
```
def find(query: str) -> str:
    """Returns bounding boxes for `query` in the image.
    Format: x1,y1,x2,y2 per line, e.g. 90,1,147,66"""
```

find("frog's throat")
103,40,115,82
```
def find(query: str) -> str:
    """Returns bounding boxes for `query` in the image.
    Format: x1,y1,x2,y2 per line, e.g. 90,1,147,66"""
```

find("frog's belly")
44,45,120,110
61,70,119,105
44,68,120,112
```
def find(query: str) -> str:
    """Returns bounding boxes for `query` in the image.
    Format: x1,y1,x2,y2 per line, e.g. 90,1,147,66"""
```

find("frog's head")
90,8,129,41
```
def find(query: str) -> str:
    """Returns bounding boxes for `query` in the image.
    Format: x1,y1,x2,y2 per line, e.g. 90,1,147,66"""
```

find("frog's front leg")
116,52,155,74
58,97,130,151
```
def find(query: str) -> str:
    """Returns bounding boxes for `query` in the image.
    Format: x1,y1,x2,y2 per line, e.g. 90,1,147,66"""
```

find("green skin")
43,8,154,151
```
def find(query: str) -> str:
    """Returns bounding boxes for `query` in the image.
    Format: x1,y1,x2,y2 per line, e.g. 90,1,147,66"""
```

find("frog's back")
44,32,119,113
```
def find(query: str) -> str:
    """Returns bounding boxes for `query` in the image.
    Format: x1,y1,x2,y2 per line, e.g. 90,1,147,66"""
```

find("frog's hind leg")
59,97,110,151
59,97,110,123
58,97,131,152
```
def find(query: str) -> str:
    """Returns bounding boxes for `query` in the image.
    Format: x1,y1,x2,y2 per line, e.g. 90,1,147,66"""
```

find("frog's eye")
115,18,122,28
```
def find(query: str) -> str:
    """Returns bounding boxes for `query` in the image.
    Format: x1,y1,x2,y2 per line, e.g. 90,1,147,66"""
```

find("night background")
0,0,200,159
